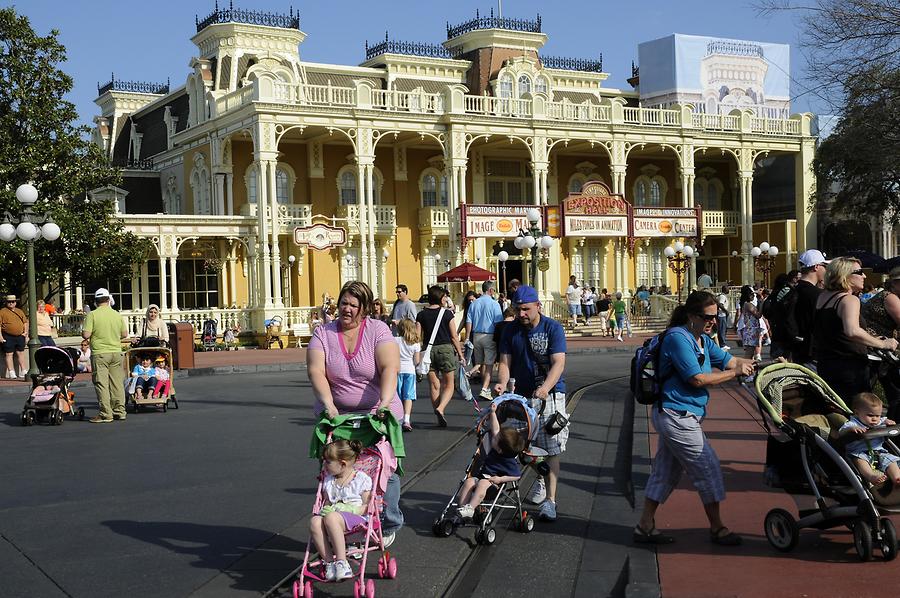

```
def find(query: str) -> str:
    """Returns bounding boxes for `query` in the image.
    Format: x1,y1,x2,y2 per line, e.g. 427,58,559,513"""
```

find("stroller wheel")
292,580,301,598
439,518,454,537
77,407,85,420
365,579,375,598
520,513,535,533
879,518,898,561
477,527,496,545
304,579,314,597
20,411,32,426
854,520,874,561
764,508,799,552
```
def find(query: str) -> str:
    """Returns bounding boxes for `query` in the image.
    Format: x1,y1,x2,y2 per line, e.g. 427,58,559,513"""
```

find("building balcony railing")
418,207,450,233
365,37,453,61
239,203,313,230
541,55,603,73
195,4,300,32
97,75,169,96
702,210,741,236
336,205,396,236
211,80,807,139
447,10,541,39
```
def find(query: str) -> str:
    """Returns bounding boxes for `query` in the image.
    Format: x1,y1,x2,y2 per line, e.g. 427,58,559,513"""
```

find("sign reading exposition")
561,181,629,237
463,205,544,239
637,34,791,119
632,207,699,238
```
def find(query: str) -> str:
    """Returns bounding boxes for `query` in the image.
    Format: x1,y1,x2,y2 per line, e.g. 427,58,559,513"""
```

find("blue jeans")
382,473,404,534
716,315,727,346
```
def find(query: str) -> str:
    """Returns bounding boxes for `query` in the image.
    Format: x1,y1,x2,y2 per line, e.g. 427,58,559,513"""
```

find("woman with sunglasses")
814,257,898,399
634,291,755,547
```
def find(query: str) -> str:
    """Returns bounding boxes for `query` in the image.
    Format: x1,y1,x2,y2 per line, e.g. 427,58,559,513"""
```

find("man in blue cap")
493,285,568,521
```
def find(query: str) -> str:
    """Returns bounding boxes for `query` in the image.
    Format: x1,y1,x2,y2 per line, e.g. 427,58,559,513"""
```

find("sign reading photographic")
561,181,629,237
462,205,544,239
293,224,346,250
632,207,699,238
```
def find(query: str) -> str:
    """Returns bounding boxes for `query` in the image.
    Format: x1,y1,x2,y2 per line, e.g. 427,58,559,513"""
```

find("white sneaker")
382,531,396,548
526,478,546,504
721,345,731,351
457,504,475,519
479,387,492,400
333,559,353,581
5,372,15,379
324,561,336,581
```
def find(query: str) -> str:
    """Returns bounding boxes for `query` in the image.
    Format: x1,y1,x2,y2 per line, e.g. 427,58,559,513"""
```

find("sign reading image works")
463,205,545,239
632,207,700,238
561,181,629,237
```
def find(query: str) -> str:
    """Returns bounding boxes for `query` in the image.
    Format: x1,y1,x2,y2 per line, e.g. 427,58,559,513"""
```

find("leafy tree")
0,7,151,299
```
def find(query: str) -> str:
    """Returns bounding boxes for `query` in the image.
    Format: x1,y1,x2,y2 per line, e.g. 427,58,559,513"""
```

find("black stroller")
750,362,900,561
21,346,84,425
201,318,219,351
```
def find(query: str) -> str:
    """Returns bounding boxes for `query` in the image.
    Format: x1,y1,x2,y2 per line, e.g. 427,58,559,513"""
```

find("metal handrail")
98,75,169,95
196,3,300,32
541,55,603,72
365,37,452,61
447,9,541,39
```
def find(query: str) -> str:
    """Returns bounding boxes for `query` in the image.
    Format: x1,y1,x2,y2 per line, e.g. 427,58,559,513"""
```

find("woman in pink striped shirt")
307,281,404,545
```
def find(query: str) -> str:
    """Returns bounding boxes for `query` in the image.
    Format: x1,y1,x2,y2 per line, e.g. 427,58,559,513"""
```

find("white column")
447,166,459,265
356,163,369,284
158,256,168,312
257,161,273,307
216,173,226,215
740,173,754,284
168,256,179,311
457,165,468,264
268,160,283,308
130,271,140,311
681,168,695,208
247,237,258,308
140,263,150,309
63,273,72,313
226,173,234,215
75,286,83,311
614,240,623,292
366,163,377,297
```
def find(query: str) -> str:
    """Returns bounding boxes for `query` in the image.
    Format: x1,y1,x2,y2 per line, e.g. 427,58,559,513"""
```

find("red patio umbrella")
436,262,497,283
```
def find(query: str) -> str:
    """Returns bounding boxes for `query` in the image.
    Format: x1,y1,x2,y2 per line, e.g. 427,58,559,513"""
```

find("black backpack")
629,327,695,405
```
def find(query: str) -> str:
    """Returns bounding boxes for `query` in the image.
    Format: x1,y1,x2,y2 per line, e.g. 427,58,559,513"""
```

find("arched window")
190,153,211,215
518,74,532,96
246,167,258,204
568,175,586,194
498,74,513,98
635,180,647,205
276,167,290,204
649,180,661,206
693,180,706,207
422,174,437,206
340,170,357,205
535,76,549,95
440,176,448,206
694,173,724,210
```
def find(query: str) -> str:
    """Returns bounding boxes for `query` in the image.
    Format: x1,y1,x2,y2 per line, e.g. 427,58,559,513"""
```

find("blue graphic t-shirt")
498,316,566,397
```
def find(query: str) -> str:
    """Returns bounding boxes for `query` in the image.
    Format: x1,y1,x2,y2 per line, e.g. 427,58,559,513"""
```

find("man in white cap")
82,288,128,422
0,295,28,379
791,249,828,364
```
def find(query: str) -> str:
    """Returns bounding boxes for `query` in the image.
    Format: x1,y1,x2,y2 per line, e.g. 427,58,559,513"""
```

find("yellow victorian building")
76,6,815,335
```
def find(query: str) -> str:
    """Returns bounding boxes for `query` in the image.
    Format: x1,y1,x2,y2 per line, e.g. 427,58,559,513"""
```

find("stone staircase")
563,315,668,338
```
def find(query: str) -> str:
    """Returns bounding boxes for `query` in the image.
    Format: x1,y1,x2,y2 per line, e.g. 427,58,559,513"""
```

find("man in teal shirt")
83,288,128,423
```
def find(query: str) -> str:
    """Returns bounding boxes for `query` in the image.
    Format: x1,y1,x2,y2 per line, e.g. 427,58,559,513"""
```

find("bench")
288,323,312,348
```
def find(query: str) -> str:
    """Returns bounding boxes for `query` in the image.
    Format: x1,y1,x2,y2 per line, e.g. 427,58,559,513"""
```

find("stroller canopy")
482,393,540,445
34,346,78,376
754,362,850,427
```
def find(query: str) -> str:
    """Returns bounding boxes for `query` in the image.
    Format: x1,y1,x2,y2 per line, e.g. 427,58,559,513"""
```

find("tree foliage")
0,7,151,298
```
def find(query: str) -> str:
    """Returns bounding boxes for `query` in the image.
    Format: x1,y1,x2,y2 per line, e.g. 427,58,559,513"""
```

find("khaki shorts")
471,333,497,366
430,344,459,374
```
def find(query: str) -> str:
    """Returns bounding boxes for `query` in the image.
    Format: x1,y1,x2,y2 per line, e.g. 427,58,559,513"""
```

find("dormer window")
498,74,513,99
518,74,532,96
535,76,548,95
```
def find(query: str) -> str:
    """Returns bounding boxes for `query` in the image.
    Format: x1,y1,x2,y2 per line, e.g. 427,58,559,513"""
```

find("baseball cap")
94,288,111,299
512,285,539,304
798,249,829,269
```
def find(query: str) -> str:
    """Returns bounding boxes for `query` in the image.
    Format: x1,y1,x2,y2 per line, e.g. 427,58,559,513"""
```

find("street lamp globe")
513,236,525,250
522,235,537,249
525,207,540,224
768,246,779,257
540,235,554,249
40,222,61,241
683,245,695,258
759,241,770,253
15,184,38,206
664,246,676,258
673,241,684,252
751,247,762,258
497,250,509,262
288,254,296,265
0,222,15,242
16,222,38,241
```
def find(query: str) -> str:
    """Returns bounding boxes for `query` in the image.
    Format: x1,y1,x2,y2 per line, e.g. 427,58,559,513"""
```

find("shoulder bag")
416,307,445,378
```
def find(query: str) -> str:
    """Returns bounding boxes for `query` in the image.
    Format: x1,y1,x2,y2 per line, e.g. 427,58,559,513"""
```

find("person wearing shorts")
1,295,28,379
465,280,504,400
494,285,568,522
416,286,465,427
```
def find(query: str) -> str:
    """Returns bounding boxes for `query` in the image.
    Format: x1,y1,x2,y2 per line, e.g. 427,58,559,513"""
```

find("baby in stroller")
456,401,526,519
838,392,900,487
309,439,373,582
131,354,158,400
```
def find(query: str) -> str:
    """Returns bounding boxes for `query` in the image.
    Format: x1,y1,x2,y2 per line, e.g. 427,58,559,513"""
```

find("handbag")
415,307,445,377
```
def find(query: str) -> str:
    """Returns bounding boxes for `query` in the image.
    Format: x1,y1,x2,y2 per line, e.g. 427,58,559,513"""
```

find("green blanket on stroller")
308,412,406,475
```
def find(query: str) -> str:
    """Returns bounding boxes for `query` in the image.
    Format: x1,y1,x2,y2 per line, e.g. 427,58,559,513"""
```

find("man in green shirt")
83,288,128,423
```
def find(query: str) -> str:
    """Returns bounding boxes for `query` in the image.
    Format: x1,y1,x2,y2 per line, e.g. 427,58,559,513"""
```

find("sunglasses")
694,313,717,322
851,269,865,276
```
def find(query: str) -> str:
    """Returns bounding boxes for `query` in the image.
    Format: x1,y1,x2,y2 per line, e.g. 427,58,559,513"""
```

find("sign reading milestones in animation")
461,205,546,245
561,181,630,237
632,207,700,238
293,224,347,251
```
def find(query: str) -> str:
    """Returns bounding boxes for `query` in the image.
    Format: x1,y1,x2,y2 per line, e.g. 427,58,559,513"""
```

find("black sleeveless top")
814,293,867,361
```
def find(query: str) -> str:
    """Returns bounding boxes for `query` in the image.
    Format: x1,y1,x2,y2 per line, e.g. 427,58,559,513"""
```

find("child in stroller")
131,354,158,400
838,392,900,487
456,401,525,519
309,439,373,582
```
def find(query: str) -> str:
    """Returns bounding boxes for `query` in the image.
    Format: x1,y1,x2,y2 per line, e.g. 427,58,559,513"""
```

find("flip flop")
435,410,448,427
633,525,675,544
710,527,742,546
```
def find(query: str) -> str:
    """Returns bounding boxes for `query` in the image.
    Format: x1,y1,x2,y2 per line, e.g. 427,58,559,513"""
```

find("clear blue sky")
9,0,822,127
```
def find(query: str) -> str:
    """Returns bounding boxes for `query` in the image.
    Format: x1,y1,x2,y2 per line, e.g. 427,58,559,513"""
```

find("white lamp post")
665,241,694,302
497,250,509,292
515,207,553,294
751,241,779,287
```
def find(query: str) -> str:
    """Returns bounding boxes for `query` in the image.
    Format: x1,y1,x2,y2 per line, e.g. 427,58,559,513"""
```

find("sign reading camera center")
632,207,699,238
562,181,629,237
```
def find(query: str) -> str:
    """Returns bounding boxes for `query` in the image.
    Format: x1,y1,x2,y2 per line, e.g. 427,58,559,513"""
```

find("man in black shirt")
791,249,827,364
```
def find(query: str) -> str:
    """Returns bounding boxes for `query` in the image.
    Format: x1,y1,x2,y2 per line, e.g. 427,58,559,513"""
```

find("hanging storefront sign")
632,207,700,238
561,181,630,237
293,224,346,250
462,205,545,240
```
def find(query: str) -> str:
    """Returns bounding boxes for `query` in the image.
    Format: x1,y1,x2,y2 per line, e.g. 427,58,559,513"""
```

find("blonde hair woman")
814,257,898,398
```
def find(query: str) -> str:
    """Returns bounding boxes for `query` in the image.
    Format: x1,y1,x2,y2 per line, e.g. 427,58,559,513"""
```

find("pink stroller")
294,416,399,598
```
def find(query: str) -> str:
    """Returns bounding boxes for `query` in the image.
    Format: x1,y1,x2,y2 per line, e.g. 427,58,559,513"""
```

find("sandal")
710,527,742,546
434,410,448,428
633,524,675,544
